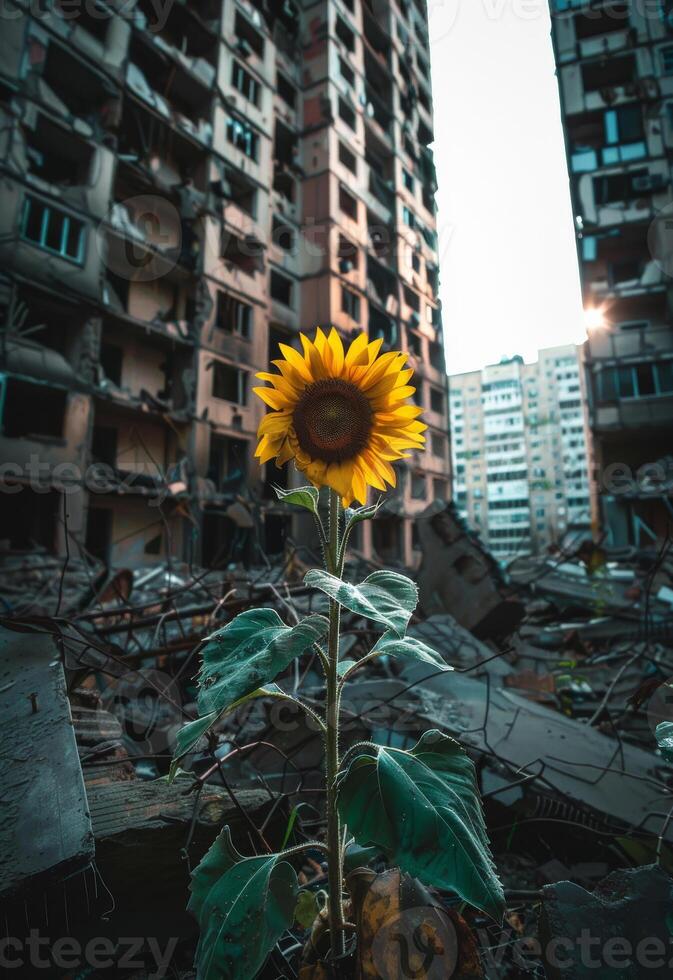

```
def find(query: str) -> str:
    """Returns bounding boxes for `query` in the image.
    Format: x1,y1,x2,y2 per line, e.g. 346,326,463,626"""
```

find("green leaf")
371,631,454,672
304,569,417,637
336,730,505,920
337,659,357,677
197,609,328,716
274,484,319,515
656,722,673,762
188,827,298,980
168,711,218,783
294,890,319,929
169,686,284,784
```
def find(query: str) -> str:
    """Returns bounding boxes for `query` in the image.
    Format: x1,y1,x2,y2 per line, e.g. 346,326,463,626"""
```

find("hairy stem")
325,488,346,957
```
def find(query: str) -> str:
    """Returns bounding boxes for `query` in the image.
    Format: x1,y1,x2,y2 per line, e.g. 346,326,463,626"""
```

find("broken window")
339,56,355,87
231,60,260,105
226,117,259,161
407,330,422,357
28,30,116,120
339,186,358,220
272,217,295,252
25,114,95,185
402,206,415,229
212,362,248,404
336,15,355,52
338,97,356,130
581,54,636,91
369,307,397,347
429,341,444,371
403,168,415,193
100,343,123,385
234,11,265,58
2,379,66,440
403,285,420,312
411,473,426,499
270,270,294,307
85,507,112,563
574,3,628,39
341,286,360,321
337,234,358,271
21,196,86,264
339,142,357,174
430,387,445,414
430,432,446,457
208,433,247,491
276,71,297,108
221,230,263,276
92,425,117,467
224,167,257,217
55,0,111,41
215,292,252,338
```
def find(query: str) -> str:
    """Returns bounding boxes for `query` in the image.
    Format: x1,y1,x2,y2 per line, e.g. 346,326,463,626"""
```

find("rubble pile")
1,513,673,978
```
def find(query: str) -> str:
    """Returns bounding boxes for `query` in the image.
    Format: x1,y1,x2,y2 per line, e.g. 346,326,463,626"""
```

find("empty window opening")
3,379,65,439
100,343,123,385
208,433,248,491
215,292,252,338
234,11,264,58
270,270,294,306
341,286,360,320
276,71,297,108
339,141,357,174
337,234,358,271
430,387,445,414
336,15,355,51
339,185,358,220
212,362,248,404
25,115,94,185
338,97,356,130
272,217,295,251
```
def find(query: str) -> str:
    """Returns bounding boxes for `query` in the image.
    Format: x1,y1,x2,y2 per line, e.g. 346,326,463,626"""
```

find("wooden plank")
0,627,94,898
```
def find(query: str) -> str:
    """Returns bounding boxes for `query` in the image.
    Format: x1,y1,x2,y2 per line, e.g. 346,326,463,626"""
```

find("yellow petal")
327,328,345,375
253,387,291,410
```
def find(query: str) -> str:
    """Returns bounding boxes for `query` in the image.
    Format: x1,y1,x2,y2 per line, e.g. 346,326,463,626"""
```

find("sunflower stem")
325,488,346,958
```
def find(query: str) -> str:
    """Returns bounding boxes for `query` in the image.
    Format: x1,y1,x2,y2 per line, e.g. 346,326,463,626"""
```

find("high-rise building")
550,1,673,547
0,0,448,570
448,346,592,563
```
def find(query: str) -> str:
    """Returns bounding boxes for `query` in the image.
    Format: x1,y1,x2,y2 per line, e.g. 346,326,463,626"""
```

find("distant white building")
448,345,593,563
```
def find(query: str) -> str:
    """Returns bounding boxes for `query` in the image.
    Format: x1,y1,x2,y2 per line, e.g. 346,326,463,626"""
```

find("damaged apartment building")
0,0,448,569
551,1,673,548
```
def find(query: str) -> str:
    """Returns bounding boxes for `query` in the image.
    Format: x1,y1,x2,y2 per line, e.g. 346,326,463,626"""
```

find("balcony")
587,323,673,362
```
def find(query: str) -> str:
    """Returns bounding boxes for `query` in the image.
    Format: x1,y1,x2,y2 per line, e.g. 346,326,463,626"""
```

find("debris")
0,626,94,899
416,502,524,638
539,864,673,980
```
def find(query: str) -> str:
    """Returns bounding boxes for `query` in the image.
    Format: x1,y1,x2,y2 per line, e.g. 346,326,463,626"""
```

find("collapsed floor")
1,504,673,979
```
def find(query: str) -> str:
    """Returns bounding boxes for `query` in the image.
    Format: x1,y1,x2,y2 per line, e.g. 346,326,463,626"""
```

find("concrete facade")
449,346,592,563
0,0,448,570
550,1,673,548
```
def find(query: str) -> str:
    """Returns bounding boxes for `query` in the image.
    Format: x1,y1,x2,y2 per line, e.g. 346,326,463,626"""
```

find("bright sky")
428,0,587,376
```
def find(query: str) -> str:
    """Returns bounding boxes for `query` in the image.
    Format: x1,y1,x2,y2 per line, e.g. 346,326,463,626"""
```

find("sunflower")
253,328,427,506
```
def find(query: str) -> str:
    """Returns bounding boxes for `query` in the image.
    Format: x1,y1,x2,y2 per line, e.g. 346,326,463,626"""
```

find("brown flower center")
293,378,372,463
